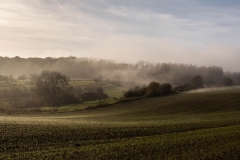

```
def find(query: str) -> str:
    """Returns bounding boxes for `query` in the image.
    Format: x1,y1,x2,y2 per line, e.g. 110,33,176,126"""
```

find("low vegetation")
223,77,233,86
123,82,173,99
173,76,204,92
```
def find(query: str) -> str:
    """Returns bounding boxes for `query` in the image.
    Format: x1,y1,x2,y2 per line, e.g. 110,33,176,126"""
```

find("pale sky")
0,0,240,71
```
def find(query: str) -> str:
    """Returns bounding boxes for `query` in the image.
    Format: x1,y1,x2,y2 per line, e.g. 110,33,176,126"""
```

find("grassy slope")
0,86,240,159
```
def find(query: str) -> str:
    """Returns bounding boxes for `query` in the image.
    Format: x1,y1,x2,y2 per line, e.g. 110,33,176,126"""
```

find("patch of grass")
104,86,127,98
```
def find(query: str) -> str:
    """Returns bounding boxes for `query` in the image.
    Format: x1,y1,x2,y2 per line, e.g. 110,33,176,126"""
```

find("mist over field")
1,1,240,159
1,0,240,71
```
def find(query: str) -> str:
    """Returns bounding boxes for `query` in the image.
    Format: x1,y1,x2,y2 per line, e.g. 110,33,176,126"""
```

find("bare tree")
34,70,69,105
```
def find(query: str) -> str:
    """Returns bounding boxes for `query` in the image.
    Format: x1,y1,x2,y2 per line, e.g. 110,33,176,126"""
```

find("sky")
0,0,240,71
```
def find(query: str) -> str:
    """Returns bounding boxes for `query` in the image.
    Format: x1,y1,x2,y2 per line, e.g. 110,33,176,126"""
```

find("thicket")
124,81,173,98
80,86,108,101
223,77,233,86
173,76,204,92
123,76,205,99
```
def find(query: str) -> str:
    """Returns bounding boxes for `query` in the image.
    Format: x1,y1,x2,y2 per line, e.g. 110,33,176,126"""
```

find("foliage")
224,72,240,85
146,81,161,97
223,77,233,86
173,76,203,92
189,75,203,88
124,81,173,98
50,86,80,106
80,86,108,101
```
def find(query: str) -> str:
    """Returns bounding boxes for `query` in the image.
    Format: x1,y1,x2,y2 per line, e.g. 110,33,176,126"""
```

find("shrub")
160,83,172,94
174,76,204,92
81,92,97,101
145,82,161,97
189,76,203,88
223,77,233,86
124,82,173,99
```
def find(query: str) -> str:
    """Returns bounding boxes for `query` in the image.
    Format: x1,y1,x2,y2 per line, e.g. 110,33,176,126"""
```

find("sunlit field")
1,86,240,159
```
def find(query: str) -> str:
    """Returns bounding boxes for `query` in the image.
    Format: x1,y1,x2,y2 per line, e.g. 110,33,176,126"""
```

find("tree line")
0,56,239,86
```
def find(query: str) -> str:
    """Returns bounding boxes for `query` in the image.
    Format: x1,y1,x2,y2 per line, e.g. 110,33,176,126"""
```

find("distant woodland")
0,56,239,86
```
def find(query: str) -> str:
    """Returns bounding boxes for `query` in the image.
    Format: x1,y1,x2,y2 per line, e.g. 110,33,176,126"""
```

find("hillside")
68,86,240,123
0,86,240,159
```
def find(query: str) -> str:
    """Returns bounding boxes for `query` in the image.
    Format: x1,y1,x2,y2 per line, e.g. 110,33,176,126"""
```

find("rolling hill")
0,86,240,159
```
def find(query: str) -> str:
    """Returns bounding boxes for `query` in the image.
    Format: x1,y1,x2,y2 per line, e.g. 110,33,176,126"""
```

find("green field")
0,86,240,159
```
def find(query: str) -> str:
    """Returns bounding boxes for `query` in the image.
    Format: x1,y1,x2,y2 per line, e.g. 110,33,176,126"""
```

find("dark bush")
124,82,173,99
189,76,203,88
23,100,44,108
81,92,97,101
145,82,161,97
123,89,135,98
138,86,147,96
174,76,204,92
80,86,109,101
96,93,108,100
223,77,233,86
173,85,185,92
160,83,172,94
52,92,80,106
123,85,147,98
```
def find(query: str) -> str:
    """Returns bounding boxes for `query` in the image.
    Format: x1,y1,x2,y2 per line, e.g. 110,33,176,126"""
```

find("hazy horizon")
1,0,240,72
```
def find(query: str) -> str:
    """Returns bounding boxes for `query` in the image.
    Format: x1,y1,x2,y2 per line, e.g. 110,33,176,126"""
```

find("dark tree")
123,89,135,98
34,70,70,106
81,92,97,101
81,86,108,101
223,77,233,86
160,83,172,94
189,76,203,89
145,81,161,97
